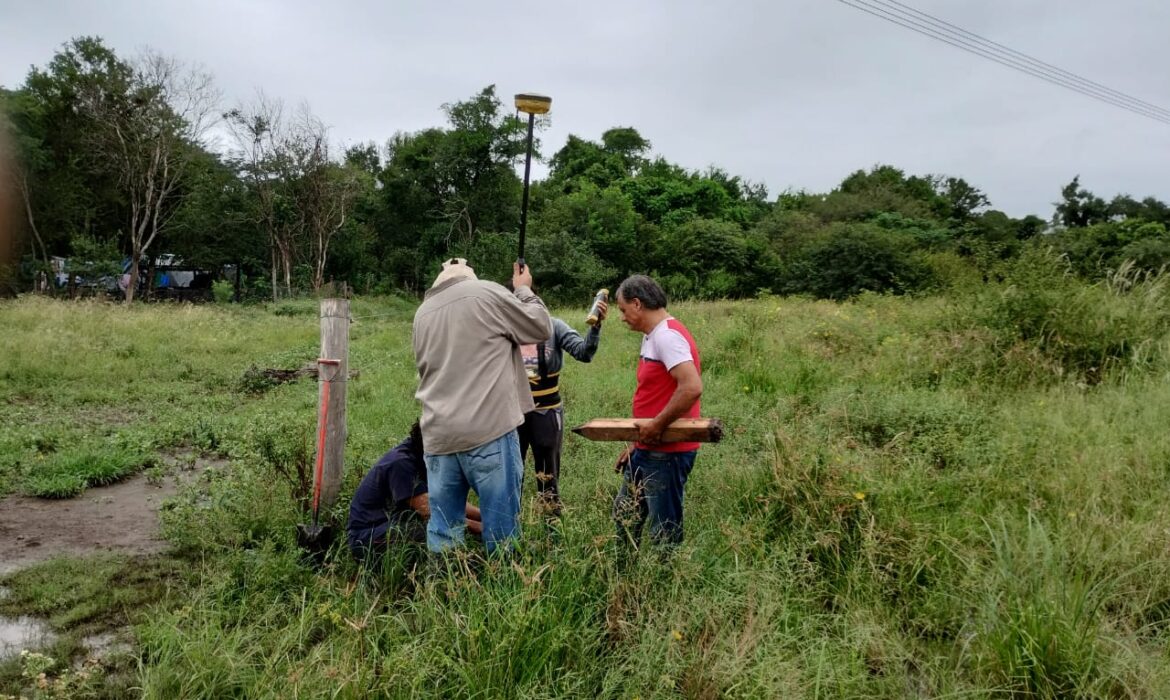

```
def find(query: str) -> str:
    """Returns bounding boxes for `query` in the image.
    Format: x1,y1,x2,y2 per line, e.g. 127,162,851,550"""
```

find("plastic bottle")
585,288,609,326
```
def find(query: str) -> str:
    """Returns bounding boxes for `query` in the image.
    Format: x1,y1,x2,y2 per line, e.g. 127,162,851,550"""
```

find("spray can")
586,288,609,326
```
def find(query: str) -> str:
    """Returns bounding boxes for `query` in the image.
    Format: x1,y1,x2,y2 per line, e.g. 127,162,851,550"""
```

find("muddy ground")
0,453,225,575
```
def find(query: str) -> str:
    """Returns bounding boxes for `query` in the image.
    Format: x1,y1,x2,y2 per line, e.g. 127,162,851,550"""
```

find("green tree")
655,218,779,298
780,223,932,299
372,86,529,290
1054,176,1109,228
76,46,220,301
530,183,640,277
0,87,53,273
1108,194,1170,227
166,150,261,273
13,38,132,267
436,85,529,239
1015,215,1047,240
546,127,651,194
600,127,651,170
939,176,990,221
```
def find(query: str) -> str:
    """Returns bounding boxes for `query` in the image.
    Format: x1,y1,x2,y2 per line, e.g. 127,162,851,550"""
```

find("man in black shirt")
347,422,482,563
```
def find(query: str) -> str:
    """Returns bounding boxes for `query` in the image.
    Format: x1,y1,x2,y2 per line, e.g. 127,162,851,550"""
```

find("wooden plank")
570,418,723,443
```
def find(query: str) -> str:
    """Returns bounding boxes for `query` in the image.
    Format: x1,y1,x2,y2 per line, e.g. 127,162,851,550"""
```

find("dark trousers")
613,449,697,548
348,515,427,566
518,407,563,506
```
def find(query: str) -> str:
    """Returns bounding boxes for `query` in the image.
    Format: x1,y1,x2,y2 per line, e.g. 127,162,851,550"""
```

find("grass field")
4,274,1170,698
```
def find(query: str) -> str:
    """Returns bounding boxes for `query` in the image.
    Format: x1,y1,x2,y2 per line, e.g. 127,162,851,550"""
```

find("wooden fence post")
317,298,349,511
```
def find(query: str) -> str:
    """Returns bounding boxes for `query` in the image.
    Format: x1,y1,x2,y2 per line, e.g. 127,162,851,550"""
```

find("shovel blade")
296,523,336,565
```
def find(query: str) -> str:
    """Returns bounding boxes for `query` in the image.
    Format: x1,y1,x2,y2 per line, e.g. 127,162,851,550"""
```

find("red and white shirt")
634,317,701,452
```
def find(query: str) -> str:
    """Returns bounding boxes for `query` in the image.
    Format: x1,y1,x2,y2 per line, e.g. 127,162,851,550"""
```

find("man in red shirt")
612,275,703,548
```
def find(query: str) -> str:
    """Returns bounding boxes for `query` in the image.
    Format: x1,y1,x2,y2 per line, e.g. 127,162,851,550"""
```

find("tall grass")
4,263,1170,696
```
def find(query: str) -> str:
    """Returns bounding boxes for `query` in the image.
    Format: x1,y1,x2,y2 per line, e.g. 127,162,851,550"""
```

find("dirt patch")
0,456,226,576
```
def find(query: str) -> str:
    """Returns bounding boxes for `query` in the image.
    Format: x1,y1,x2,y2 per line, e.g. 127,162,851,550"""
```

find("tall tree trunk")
125,202,147,303
312,225,326,292
270,244,279,302
281,245,293,298
17,176,51,293
126,255,140,303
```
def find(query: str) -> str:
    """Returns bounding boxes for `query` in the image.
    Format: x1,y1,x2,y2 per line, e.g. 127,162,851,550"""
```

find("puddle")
0,615,56,659
0,452,229,575
77,630,133,666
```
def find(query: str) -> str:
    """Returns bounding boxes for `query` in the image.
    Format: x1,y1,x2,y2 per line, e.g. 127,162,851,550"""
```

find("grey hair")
616,274,668,310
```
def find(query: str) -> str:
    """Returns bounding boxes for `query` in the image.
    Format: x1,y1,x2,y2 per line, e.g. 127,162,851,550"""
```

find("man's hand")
634,362,702,448
408,493,431,519
512,262,533,291
635,418,664,446
614,444,634,473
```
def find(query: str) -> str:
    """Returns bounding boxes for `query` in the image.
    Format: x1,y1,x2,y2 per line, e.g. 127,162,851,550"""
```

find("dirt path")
0,457,224,575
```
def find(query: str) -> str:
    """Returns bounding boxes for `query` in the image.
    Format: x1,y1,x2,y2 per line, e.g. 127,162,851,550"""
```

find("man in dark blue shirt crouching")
347,422,482,564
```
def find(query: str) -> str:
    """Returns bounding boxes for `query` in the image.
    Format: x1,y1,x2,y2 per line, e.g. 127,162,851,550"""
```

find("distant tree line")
2,37,1167,303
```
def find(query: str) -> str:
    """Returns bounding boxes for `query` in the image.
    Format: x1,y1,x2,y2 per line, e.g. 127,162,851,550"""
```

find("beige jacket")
412,278,551,455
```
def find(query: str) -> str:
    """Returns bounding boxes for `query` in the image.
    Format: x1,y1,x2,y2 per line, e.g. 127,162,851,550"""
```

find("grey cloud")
2,0,1167,216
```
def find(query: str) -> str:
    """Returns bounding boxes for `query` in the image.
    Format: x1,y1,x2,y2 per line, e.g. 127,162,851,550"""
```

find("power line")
838,0,1170,124
874,0,1170,120
839,0,1170,125
835,0,1170,126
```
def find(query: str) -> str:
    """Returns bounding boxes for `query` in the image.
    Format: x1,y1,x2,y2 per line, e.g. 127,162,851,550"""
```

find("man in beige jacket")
412,258,551,553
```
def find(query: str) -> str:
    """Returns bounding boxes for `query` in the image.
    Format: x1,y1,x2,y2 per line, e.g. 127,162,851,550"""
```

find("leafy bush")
921,250,984,293
212,279,234,304
525,229,616,304
654,218,780,299
780,224,934,299
1119,236,1170,273
980,248,1170,380
1051,219,1170,278
68,234,123,285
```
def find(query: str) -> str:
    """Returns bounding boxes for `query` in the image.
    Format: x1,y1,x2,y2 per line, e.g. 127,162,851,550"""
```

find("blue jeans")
424,430,523,554
613,449,697,547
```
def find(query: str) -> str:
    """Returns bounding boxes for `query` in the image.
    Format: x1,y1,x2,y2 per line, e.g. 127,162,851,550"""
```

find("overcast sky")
2,0,1168,217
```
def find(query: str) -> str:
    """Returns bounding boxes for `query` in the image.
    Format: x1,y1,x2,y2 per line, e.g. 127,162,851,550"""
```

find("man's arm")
490,262,551,345
409,495,483,535
556,319,601,363
636,361,703,445
465,503,483,536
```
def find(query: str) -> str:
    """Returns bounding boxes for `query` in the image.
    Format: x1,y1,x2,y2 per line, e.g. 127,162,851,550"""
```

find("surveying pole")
514,93,551,271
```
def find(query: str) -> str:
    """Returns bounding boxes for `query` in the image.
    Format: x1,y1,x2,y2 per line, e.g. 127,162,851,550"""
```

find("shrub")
781,224,934,299
212,279,234,304
980,248,1170,380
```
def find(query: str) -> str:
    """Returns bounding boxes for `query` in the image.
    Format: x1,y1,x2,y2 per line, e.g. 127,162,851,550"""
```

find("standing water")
0,589,56,659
